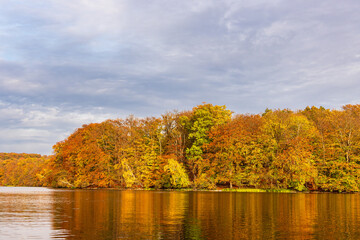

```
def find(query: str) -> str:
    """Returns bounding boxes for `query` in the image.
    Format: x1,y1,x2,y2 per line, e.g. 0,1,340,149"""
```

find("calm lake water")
0,187,360,239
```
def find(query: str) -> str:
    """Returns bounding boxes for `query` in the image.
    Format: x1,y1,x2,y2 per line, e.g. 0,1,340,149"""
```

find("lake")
0,187,360,239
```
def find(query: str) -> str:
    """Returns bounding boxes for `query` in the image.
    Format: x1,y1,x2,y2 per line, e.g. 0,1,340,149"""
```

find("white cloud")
0,77,42,93
0,103,118,154
49,1,125,38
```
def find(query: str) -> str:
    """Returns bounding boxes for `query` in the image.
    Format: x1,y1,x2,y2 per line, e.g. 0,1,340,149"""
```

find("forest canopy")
2,103,360,192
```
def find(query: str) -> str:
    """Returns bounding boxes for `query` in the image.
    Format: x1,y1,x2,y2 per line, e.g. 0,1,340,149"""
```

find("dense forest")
0,153,50,186
2,103,360,192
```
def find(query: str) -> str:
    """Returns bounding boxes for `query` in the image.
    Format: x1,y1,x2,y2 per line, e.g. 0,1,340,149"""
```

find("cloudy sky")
1,0,360,154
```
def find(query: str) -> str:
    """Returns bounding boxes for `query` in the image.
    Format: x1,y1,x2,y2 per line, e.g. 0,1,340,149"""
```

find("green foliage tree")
183,103,232,188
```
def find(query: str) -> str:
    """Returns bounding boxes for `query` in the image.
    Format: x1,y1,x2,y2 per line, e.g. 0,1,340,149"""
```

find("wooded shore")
1,103,360,192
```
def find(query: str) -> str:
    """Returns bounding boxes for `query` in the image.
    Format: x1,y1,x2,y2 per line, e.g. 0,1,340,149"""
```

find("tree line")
1,103,360,192
0,153,50,186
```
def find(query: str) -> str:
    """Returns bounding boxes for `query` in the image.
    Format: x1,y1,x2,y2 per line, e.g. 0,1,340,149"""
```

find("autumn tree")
0,153,49,186
205,114,264,188
261,109,318,190
161,110,191,162
182,103,232,189
112,116,163,188
46,121,120,188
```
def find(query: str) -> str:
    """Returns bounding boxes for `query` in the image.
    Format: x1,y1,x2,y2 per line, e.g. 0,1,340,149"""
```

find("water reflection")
1,188,360,239
52,190,189,239
0,187,66,239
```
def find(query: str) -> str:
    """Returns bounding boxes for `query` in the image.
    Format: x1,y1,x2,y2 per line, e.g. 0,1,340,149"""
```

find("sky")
1,0,360,155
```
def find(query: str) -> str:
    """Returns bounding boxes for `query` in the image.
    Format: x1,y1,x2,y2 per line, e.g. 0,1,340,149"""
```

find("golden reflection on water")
50,191,360,240
1,188,360,239
53,190,190,239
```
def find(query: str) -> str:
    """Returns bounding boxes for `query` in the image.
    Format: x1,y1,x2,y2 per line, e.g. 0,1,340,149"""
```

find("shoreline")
2,185,357,193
